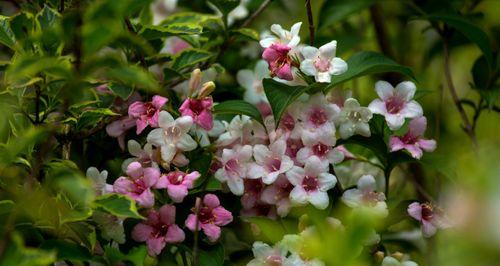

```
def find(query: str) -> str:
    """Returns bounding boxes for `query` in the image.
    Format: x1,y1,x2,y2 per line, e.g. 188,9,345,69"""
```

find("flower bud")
199,81,215,98
188,68,202,96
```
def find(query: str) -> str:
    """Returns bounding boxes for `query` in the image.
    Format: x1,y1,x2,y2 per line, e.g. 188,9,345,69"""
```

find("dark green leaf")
94,194,144,219
76,108,118,130
0,233,56,266
40,240,92,261
472,55,492,90
108,83,134,99
230,28,260,41
262,78,308,124
324,51,416,92
36,5,60,29
171,49,212,71
160,12,221,26
213,100,264,125
425,13,493,66
198,243,225,266
319,0,376,29
208,0,240,16
0,15,16,50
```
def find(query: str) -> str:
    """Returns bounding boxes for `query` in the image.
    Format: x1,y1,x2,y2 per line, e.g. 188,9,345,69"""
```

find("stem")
384,170,390,196
34,85,41,124
192,197,202,266
305,0,315,46
240,0,273,28
369,4,395,60
442,39,477,147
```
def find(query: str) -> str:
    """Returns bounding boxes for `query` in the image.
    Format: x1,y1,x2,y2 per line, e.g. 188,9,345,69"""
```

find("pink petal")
159,204,176,225
185,214,199,231
405,144,423,159
131,223,154,242
135,119,148,135
167,185,189,203
154,175,169,189
152,95,168,109
165,224,185,243
389,136,405,152
126,162,143,179
146,237,166,256
128,102,146,117
407,202,422,221
184,171,200,188
408,117,427,137
375,81,394,100
113,177,134,195
196,110,213,131
422,220,437,237
136,188,155,208
106,117,135,137
418,139,436,152
203,194,220,208
276,63,293,80
261,186,279,204
213,206,233,226
142,167,160,187
202,223,221,242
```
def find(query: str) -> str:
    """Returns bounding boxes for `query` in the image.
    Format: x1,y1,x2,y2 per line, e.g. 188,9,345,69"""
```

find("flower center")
132,179,147,194
347,110,362,122
165,126,182,141
167,171,185,185
421,204,434,221
145,102,157,117
265,254,283,266
385,96,405,114
302,175,319,192
361,191,383,206
198,206,215,224
267,157,282,172
312,143,330,157
189,99,205,116
224,159,241,176
286,138,303,158
314,57,330,72
309,108,328,126
280,113,295,131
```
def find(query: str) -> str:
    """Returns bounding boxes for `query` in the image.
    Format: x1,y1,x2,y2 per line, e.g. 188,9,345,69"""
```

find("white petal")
147,128,166,146
318,173,337,191
253,144,271,164
176,116,193,133
329,57,348,75
127,140,143,157
286,166,305,186
259,37,277,48
300,59,317,76
375,80,394,100
368,99,387,115
395,81,416,101
319,40,337,59
263,171,280,184
385,114,405,130
357,175,376,191
401,101,423,118
227,177,244,195
316,72,331,83
161,144,176,163
341,189,362,208
308,191,329,210
290,22,302,37
289,187,308,205
236,69,254,90
270,138,287,155
301,46,319,59
158,111,174,128
177,134,197,151
248,163,267,179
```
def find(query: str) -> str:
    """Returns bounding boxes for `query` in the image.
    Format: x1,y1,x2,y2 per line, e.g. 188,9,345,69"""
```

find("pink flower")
408,202,451,237
179,97,214,130
248,138,294,184
241,179,265,210
161,37,191,55
262,43,294,80
341,175,388,217
296,141,344,168
214,145,253,195
113,162,160,208
286,157,337,210
261,175,294,217
132,205,185,256
368,81,423,130
241,203,277,219
106,116,136,150
296,93,339,146
128,95,168,134
185,194,233,242
389,117,436,159
155,170,200,203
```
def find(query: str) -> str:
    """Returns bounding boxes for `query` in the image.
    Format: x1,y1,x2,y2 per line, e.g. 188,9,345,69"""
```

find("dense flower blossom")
179,97,214,130
389,116,436,159
341,175,388,217
336,98,372,139
214,145,253,195
249,138,294,184
147,111,197,167
185,194,233,242
261,175,294,217
382,256,418,266
128,95,168,134
156,170,200,203
300,40,347,83
132,205,185,256
216,115,267,147
237,60,270,104
113,162,160,208
241,179,266,210
368,81,423,130
296,93,339,146
286,157,337,210
408,202,451,237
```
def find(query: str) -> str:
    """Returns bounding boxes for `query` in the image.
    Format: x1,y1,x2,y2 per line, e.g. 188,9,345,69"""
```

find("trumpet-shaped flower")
368,81,423,130
122,140,159,171
214,145,253,195
262,43,295,80
147,111,197,166
300,40,347,83
408,202,451,237
389,117,436,159
286,157,337,210
113,162,160,208
132,205,185,256
156,170,200,203
249,139,294,184
337,98,372,139
296,141,344,168
179,97,214,131
185,194,233,242
341,175,388,217
128,95,168,134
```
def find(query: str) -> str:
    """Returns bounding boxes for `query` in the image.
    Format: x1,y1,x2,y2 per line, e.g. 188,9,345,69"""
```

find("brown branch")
240,0,273,28
369,4,395,60
34,85,41,124
305,0,315,46
442,39,477,147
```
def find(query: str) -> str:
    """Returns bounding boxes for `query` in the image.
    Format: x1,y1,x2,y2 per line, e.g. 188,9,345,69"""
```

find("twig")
192,197,202,266
240,0,273,28
124,18,147,67
442,38,477,147
305,0,315,46
34,85,41,124
369,4,395,60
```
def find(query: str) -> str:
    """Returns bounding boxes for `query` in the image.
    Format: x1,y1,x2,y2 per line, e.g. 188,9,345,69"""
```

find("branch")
34,85,41,124
240,0,273,28
305,0,315,46
369,4,395,60
192,197,202,266
442,39,477,147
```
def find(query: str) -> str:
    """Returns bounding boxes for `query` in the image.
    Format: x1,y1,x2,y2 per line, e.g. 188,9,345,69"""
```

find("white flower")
216,115,267,147
296,142,344,168
300,40,347,83
150,0,177,25
237,60,270,104
248,138,294,184
122,140,159,171
337,98,372,139
86,167,113,196
341,175,388,217
284,253,325,266
147,111,197,165
260,22,302,48
227,0,250,26
368,81,423,130
382,256,418,266
286,157,337,210
214,145,253,195
247,241,287,266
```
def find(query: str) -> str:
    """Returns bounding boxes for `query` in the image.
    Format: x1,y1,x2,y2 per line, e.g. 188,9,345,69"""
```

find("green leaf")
108,83,134,99
5,55,72,88
472,55,493,90
243,217,297,243
319,0,376,29
104,245,148,266
230,28,260,41
94,194,144,219
107,65,159,92
262,78,308,124
76,108,119,130
213,100,264,125
0,233,56,266
160,12,221,26
198,243,225,266
425,13,493,66
208,0,240,16
324,51,416,92
36,5,60,29
40,240,92,261
0,15,16,50
171,48,212,71
140,23,203,40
